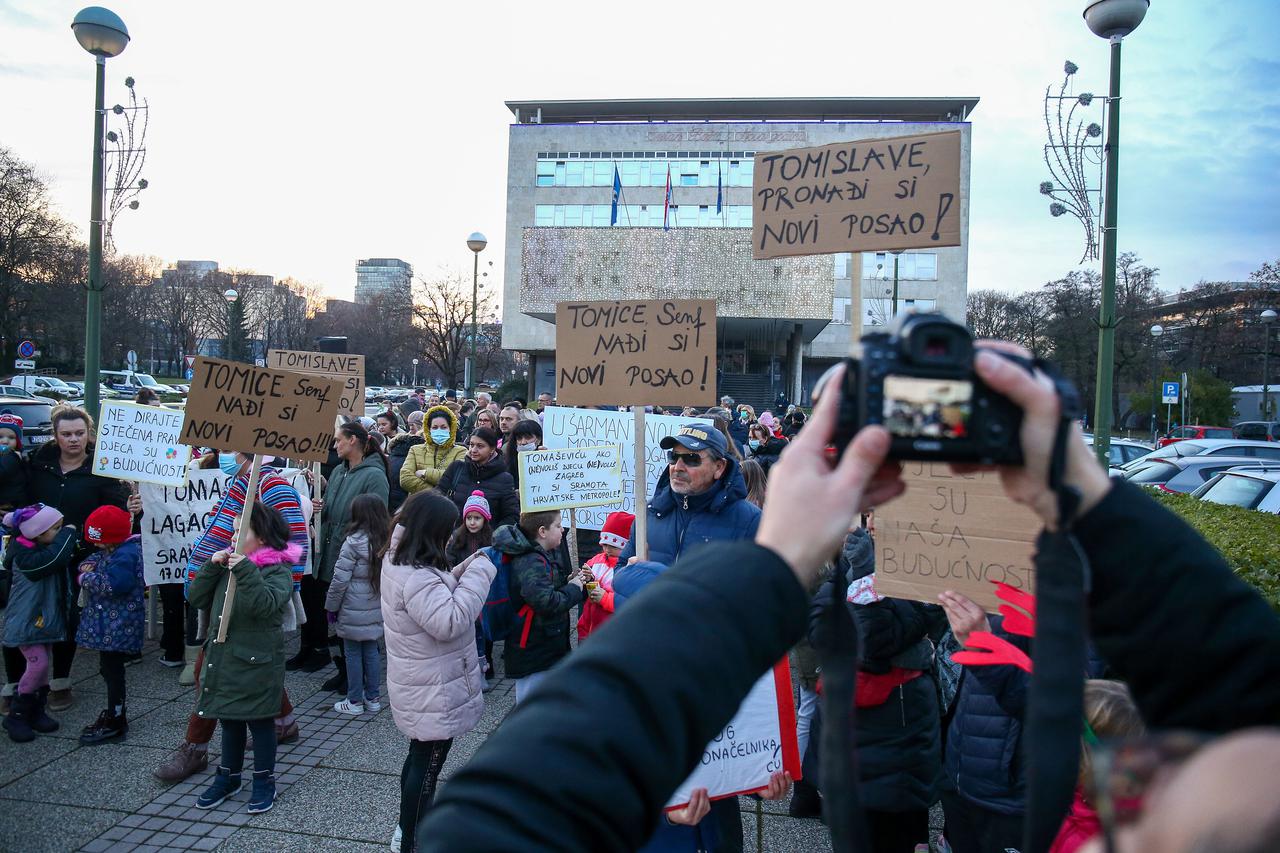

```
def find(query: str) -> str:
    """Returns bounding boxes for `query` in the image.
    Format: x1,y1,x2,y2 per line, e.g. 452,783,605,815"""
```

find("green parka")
189,549,294,721
317,455,390,583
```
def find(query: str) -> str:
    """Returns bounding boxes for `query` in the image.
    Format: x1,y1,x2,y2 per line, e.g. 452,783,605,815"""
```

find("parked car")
1117,438,1280,472
99,370,179,395
1156,424,1235,448
0,397,54,449
1190,467,1280,513
62,381,122,400
1233,421,1280,442
4,375,76,398
1083,436,1152,468
1121,455,1267,493
0,385,60,405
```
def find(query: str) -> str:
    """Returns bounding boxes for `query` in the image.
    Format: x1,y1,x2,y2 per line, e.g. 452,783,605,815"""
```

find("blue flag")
716,160,723,215
611,165,621,226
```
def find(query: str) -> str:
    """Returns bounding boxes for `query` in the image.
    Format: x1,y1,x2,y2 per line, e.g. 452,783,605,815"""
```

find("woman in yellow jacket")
400,406,465,496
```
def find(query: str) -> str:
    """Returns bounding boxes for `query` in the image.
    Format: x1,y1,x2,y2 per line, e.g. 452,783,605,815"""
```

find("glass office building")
502,98,977,407
355,258,413,306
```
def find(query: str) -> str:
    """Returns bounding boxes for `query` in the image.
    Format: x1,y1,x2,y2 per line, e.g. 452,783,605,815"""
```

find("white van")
100,371,179,395
4,375,76,397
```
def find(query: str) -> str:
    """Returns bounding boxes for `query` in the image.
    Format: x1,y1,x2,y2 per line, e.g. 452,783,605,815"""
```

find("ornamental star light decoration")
1040,59,1107,263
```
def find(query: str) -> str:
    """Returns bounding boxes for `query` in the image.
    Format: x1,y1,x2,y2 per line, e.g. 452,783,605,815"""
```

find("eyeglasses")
667,450,705,468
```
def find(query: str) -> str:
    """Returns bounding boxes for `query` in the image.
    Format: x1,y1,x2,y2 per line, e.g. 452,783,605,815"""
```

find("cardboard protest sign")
873,462,1039,613
666,660,801,809
752,130,962,259
140,467,315,585
518,444,624,512
180,357,342,463
542,407,711,530
267,349,365,415
94,400,191,486
554,299,717,407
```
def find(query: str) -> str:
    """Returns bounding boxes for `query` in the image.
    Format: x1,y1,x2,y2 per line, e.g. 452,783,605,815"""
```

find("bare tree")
966,290,1017,339
412,270,497,388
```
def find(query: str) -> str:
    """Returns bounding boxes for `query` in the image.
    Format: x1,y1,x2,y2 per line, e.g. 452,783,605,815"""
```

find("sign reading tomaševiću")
180,357,343,463
555,299,717,407
518,444,624,512
752,130,962,259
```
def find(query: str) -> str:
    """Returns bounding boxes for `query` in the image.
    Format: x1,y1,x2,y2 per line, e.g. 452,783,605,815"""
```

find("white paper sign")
140,469,227,585
95,401,192,486
140,467,314,585
665,662,800,809
541,407,712,530
518,444,624,512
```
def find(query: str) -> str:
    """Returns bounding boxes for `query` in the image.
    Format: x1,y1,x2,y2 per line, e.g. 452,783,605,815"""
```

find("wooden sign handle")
633,408,649,562
568,508,580,572
215,455,263,644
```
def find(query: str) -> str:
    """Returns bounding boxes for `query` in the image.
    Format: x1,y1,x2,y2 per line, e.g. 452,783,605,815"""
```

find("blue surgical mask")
429,428,450,445
218,452,241,476
517,442,536,452
0,444,11,454
748,439,761,451
739,412,748,421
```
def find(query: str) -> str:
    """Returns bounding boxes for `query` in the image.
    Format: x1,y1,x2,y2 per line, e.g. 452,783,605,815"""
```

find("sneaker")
247,770,275,814
364,699,382,713
195,767,243,809
158,653,184,668
79,708,128,745
333,699,364,716
153,742,210,783
390,825,402,851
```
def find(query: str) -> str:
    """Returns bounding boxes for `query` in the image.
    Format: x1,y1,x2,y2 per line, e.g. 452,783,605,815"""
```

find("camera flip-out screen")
882,376,973,440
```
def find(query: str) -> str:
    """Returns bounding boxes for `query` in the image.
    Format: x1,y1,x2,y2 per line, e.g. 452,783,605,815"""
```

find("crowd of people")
1,368,1277,853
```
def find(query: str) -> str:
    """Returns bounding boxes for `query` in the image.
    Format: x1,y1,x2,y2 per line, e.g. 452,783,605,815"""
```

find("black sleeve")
497,477,521,528
1076,480,1280,731
421,541,808,852
438,461,459,497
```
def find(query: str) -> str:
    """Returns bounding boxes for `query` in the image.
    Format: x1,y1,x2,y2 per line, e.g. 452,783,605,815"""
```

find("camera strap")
1022,359,1092,853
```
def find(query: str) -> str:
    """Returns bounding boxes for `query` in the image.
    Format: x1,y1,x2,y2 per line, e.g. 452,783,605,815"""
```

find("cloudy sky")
3,0,1277,302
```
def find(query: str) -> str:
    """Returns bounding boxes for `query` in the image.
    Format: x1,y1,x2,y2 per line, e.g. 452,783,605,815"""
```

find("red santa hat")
599,511,635,550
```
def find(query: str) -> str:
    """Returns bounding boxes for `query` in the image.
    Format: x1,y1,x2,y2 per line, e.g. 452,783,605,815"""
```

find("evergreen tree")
224,295,250,362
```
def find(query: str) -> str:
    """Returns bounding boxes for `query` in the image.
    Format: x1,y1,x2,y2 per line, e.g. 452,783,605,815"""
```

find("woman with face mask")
503,420,545,490
746,422,788,475
399,406,466,499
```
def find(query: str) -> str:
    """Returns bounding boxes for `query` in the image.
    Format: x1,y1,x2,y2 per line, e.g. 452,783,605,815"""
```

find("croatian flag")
610,165,622,226
663,165,673,231
716,160,723,215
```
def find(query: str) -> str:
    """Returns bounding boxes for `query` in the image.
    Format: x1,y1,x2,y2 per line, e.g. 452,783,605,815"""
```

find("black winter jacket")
439,454,520,529
0,450,28,512
808,529,943,813
421,483,1280,852
27,442,129,560
747,435,787,473
492,523,584,679
386,433,424,512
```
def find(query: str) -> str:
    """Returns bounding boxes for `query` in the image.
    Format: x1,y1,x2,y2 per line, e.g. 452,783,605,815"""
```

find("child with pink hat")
1,503,76,742
0,413,27,512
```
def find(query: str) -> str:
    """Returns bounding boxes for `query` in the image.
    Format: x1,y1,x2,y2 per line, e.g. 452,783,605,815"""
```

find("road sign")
126,350,138,371
185,368,194,380
14,358,35,370
254,358,265,368
16,340,35,359
1162,381,1180,405
184,355,196,369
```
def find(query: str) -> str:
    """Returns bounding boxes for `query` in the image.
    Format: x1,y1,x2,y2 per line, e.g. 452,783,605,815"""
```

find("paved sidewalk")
0,628,843,852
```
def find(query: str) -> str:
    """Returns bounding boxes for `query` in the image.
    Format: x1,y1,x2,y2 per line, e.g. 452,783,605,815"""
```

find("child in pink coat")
576,511,634,642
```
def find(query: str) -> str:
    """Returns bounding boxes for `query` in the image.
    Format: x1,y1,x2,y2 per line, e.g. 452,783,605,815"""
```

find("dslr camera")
823,312,1028,464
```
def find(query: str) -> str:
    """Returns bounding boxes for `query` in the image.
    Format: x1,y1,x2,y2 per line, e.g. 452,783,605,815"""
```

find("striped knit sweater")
183,467,309,593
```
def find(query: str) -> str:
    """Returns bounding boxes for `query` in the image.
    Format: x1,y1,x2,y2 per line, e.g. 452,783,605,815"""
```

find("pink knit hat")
759,411,776,429
462,490,491,521
3,503,64,546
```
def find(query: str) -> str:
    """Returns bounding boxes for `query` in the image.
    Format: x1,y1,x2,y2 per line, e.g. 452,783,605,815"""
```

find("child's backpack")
479,546,515,643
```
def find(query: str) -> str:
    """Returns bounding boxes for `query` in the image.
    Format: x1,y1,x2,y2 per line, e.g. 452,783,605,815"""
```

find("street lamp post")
1084,0,1149,466
71,6,130,421
223,289,238,359
1262,309,1277,421
412,358,419,387
1149,324,1162,443
466,232,487,398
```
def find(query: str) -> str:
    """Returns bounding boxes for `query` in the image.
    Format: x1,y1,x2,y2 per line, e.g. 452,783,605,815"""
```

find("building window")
834,253,852,279
832,297,852,325
861,252,939,281
862,297,937,327
531,204,752,229
535,155,756,188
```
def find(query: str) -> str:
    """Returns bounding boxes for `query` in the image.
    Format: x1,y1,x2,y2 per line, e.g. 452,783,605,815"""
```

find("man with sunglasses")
617,423,761,568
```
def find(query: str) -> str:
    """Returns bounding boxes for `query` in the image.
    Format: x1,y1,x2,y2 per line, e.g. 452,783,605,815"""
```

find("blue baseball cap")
660,423,727,458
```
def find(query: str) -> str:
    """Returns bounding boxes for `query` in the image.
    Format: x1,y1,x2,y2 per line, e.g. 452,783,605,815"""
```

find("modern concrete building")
502,97,977,408
354,258,413,306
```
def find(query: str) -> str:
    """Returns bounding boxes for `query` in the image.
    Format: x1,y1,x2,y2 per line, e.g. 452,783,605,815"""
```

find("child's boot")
30,686,61,734
247,769,275,814
320,652,346,693
80,707,127,745
195,766,243,809
2,694,34,743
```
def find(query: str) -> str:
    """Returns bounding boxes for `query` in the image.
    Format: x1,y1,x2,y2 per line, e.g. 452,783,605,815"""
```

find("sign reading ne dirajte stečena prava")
179,357,343,463
751,129,962,259
555,299,717,408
